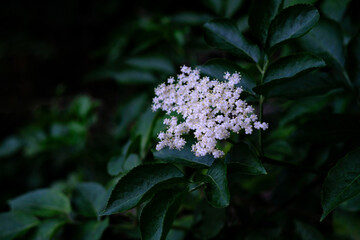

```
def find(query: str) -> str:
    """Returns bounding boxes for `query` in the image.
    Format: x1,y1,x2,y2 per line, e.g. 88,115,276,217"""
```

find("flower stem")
258,60,268,158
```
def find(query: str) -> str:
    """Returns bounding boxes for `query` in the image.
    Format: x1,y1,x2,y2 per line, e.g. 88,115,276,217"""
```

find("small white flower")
152,66,268,158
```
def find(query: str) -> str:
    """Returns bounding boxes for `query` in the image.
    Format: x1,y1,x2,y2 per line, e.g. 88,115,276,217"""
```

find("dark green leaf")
298,18,344,67
193,200,226,239
333,210,360,239
267,4,320,48
73,182,107,218
76,218,109,240
340,193,360,212
225,142,267,175
194,159,230,208
254,71,341,98
0,136,22,157
201,0,222,15
153,139,215,168
0,212,39,240
224,0,244,18
264,53,325,83
295,220,324,240
204,19,261,63
9,189,71,218
284,0,318,7
321,147,360,221
347,33,360,87
101,163,184,216
320,0,351,22
31,219,66,240
140,188,185,240
199,58,256,95
125,56,175,74
249,0,283,46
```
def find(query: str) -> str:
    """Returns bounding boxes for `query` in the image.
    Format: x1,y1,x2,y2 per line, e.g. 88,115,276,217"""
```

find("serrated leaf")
321,147,360,221
199,58,256,95
140,188,185,240
0,212,39,240
101,163,184,216
73,182,107,218
153,139,215,168
76,218,109,240
31,219,66,240
267,4,320,48
9,189,71,218
264,53,325,83
194,159,230,208
254,71,341,98
249,0,283,46
225,142,267,175
204,19,261,63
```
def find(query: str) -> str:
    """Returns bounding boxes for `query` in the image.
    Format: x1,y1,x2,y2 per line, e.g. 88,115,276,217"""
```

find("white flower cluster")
152,65,268,158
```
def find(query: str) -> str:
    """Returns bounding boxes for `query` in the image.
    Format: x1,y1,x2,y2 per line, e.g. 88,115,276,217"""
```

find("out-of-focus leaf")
249,0,283,46
76,218,109,240
295,220,324,240
125,56,175,74
88,69,156,84
224,0,244,18
73,182,107,218
284,0,318,7
153,138,215,168
204,19,261,63
0,136,22,157
254,71,342,98
199,58,256,95
201,0,222,15
123,154,141,171
193,201,226,240
31,219,66,240
263,53,325,83
114,94,147,139
194,159,230,208
321,147,360,221
347,33,360,87
101,163,184,216
267,4,320,48
171,12,212,25
0,212,39,240
333,210,360,239
225,142,267,175
140,188,185,240
9,189,71,218
320,0,351,22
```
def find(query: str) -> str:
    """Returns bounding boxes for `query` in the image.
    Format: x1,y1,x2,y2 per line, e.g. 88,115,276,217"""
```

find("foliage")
1,0,360,239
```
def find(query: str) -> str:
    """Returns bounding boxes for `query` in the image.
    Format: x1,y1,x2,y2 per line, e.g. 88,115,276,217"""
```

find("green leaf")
321,147,360,221
249,0,283,46
89,69,156,84
263,53,325,83
125,56,175,74
153,139,215,168
31,219,66,240
223,0,244,18
9,189,71,218
347,33,360,87
199,58,256,95
320,0,351,22
225,142,267,175
0,136,22,157
194,159,230,208
284,0,318,7
101,163,184,216
76,218,109,240
333,210,360,238
295,220,324,240
254,71,341,98
73,182,107,218
267,4,320,48
132,108,157,159
297,18,345,67
0,212,39,240
340,193,360,212
140,188,185,240
204,19,261,63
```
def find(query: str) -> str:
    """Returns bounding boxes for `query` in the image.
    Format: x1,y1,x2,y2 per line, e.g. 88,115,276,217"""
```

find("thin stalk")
257,60,269,158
